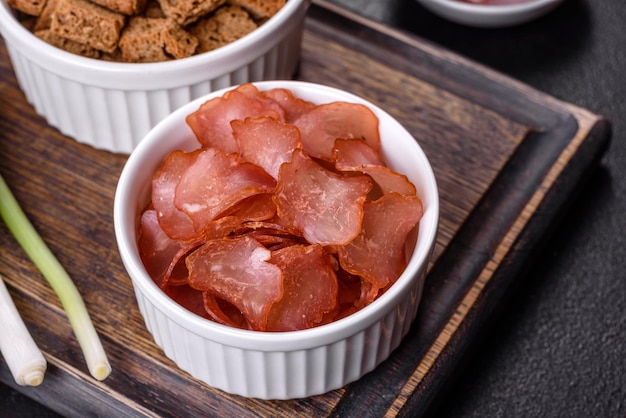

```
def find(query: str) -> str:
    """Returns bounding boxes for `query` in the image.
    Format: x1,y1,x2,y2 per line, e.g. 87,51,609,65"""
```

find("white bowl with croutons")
0,0,309,154
113,80,439,399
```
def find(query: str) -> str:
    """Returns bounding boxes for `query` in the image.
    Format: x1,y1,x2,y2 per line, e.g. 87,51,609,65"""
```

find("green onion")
0,173,111,381
0,275,47,386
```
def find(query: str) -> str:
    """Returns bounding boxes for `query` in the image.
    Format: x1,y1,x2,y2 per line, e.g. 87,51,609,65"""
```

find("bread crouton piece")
143,0,165,18
100,48,124,62
90,0,147,16
157,0,225,26
7,0,46,17
49,0,125,53
33,0,58,31
118,17,198,62
19,15,38,32
35,29,101,58
162,19,198,58
189,5,257,53
119,18,169,62
227,0,285,21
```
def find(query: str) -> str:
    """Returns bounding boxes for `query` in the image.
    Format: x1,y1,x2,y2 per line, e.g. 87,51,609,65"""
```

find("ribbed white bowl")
114,81,439,399
0,0,309,154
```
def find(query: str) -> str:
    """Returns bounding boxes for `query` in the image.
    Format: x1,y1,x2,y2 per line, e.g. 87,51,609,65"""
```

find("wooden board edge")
393,114,612,417
329,107,611,417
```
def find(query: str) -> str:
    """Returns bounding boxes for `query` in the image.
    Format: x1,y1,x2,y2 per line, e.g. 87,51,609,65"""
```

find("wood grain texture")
0,1,610,417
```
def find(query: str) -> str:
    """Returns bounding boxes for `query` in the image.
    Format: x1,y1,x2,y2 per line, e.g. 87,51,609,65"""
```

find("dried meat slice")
266,245,338,331
334,270,361,319
227,193,276,221
139,209,205,289
370,166,416,196
337,193,424,290
333,137,384,167
293,102,381,161
333,138,417,196
261,87,317,123
201,216,244,241
233,220,305,249
233,220,299,237
231,116,302,180
335,268,380,314
273,149,372,246
186,236,284,331
165,237,208,287
186,83,285,153
242,233,301,250
201,193,277,239
174,147,276,233
152,149,200,241
138,209,185,288
352,165,417,197
202,292,247,329
201,194,276,241
236,84,289,118
165,285,209,319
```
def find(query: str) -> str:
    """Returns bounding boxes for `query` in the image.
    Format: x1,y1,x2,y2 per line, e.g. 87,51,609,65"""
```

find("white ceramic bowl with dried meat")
113,80,439,399
0,0,310,154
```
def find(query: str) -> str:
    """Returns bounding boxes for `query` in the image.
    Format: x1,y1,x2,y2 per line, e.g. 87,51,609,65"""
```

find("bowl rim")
114,80,440,352
418,0,563,14
0,0,310,88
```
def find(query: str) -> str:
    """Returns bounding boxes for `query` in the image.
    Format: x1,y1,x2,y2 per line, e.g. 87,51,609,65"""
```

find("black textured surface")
1,0,624,416
0,383,62,417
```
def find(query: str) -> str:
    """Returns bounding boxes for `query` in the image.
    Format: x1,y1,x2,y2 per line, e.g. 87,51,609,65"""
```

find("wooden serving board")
0,1,611,417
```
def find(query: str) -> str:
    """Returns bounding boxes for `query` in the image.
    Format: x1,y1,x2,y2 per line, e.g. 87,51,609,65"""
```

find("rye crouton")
7,0,46,17
143,0,165,18
35,29,101,58
189,5,257,53
49,0,125,53
118,17,198,62
156,0,225,26
90,0,147,16
228,0,285,21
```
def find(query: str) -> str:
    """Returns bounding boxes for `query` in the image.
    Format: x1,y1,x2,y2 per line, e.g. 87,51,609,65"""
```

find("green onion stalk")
0,275,47,386
0,173,111,381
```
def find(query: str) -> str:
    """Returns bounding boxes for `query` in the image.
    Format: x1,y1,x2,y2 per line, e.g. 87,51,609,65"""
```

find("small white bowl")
114,80,439,399
0,0,310,154
416,0,565,28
